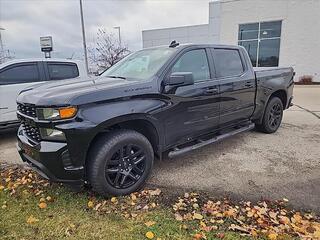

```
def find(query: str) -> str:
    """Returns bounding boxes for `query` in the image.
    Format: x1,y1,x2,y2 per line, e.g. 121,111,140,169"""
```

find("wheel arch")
85,115,162,173
253,88,287,125
269,89,287,109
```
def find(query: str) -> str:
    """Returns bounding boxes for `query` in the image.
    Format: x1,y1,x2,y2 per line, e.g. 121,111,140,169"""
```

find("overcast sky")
0,0,211,60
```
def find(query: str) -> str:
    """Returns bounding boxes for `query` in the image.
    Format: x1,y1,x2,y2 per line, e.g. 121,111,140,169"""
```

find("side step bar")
0,121,20,131
168,123,255,158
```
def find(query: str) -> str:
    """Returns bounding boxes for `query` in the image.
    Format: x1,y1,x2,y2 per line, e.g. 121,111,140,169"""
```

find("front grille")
17,103,37,118
22,122,41,142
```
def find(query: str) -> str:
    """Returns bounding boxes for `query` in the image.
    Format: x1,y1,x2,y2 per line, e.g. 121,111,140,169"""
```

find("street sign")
40,36,53,52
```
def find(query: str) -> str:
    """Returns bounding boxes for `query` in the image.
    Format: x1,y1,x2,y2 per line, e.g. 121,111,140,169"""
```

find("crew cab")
16,43,294,196
0,58,87,129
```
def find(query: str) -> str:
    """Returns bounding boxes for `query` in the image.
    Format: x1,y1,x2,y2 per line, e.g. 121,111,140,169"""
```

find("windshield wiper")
105,75,126,80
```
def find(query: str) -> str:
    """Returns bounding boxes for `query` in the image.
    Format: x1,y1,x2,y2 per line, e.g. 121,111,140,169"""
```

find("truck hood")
17,76,157,106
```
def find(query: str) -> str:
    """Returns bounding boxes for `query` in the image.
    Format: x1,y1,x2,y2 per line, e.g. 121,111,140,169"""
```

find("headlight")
39,128,66,141
37,107,77,120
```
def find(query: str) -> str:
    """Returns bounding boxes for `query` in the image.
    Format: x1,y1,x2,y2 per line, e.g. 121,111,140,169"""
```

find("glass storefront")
238,21,282,67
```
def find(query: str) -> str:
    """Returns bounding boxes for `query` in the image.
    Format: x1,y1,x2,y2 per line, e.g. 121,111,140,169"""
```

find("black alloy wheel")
268,102,282,130
88,129,154,196
256,96,283,134
105,144,146,189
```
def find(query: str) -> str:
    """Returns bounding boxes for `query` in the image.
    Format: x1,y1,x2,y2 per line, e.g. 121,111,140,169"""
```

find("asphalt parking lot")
1,85,319,212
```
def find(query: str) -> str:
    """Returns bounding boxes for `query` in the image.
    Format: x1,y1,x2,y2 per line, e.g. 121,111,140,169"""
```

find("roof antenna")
169,40,179,48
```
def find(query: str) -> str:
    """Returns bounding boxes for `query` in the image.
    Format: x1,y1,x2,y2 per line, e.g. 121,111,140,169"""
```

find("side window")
47,63,79,80
171,49,210,82
212,49,244,78
0,63,40,85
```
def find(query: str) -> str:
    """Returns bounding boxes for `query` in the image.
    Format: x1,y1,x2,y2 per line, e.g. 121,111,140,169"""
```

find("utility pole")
114,26,121,46
0,27,5,55
0,27,5,63
79,0,89,74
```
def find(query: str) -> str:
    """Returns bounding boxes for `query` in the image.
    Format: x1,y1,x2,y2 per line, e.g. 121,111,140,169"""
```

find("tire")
256,97,284,134
87,129,154,196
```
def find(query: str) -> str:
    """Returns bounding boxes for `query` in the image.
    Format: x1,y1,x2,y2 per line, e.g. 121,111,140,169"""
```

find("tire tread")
256,96,283,134
87,129,154,196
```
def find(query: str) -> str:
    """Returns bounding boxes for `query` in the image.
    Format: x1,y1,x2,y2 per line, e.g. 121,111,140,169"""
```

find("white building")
142,0,320,82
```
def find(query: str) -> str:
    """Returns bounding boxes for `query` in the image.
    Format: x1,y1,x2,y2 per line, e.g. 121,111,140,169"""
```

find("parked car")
16,43,294,196
0,59,88,129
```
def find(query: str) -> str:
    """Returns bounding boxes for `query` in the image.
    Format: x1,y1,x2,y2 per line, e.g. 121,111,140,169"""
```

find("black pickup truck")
16,43,294,196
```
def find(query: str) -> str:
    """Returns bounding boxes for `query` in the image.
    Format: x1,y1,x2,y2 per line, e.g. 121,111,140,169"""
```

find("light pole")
0,27,5,63
0,27,5,54
79,0,89,74
114,26,121,46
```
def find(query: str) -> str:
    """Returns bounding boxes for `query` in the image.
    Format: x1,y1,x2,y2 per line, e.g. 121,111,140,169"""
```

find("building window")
238,21,282,67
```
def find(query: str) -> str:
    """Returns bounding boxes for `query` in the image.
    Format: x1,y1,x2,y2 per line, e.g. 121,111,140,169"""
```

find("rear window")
0,63,40,85
212,49,244,78
47,63,79,80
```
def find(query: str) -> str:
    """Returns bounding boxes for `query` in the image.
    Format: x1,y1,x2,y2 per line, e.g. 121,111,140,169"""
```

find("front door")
162,48,220,147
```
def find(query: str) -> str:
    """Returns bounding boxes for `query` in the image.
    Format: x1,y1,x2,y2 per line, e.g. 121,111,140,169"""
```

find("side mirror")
167,72,194,86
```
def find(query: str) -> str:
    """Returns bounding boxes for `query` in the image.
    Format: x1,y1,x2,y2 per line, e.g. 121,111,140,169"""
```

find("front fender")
56,98,166,167
80,98,165,131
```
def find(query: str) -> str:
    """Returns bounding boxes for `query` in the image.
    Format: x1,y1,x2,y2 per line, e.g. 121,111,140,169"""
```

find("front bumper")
17,126,85,185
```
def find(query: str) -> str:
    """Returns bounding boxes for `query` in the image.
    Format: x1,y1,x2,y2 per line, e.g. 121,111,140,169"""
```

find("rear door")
210,48,255,127
0,62,45,123
44,62,80,80
162,48,220,147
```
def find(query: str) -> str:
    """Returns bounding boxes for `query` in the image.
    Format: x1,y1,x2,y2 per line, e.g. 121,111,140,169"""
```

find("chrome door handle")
245,81,253,87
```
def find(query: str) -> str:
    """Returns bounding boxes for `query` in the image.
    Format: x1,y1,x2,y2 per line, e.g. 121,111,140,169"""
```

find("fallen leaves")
145,231,155,239
2,167,320,240
87,200,94,208
145,220,156,227
229,224,250,234
110,197,118,204
84,189,162,222
149,189,161,196
172,192,320,239
193,233,205,239
38,202,47,209
37,195,53,209
175,213,183,221
46,196,53,202
279,216,290,225
26,215,39,224
268,232,278,240
131,193,137,201
193,213,204,220
0,166,51,197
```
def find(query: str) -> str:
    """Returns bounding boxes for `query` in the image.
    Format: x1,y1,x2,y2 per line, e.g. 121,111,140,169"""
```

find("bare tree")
89,28,130,73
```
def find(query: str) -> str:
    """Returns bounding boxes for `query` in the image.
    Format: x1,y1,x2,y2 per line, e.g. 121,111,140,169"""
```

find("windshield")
101,47,176,80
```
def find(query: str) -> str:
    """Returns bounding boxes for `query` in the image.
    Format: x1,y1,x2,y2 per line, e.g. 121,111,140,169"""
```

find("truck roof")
144,43,243,50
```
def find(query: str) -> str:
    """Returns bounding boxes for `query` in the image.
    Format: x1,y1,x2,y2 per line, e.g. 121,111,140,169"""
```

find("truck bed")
254,67,294,80
252,66,294,120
